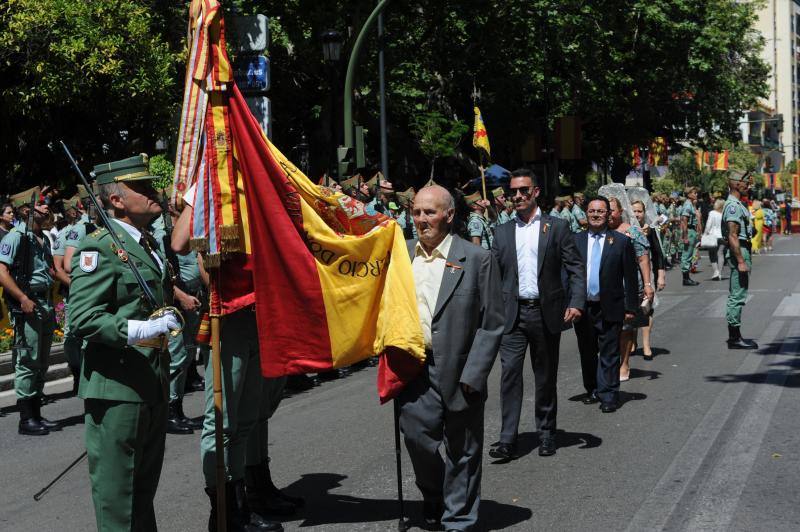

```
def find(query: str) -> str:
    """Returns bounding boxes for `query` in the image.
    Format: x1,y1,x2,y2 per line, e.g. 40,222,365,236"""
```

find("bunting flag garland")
472,106,491,157
174,0,425,402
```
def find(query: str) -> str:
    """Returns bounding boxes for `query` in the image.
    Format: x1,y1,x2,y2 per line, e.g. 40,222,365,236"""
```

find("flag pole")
210,290,227,532
393,398,409,531
480,160,488,201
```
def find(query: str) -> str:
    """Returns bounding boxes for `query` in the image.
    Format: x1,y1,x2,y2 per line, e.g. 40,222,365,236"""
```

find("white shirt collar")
112,218,143,242
515,207,541,227
415,233,453,260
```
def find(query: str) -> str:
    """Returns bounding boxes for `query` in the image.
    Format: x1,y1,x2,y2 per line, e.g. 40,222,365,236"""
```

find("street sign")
245,96,272,139
231,14,269,53
234,55,270,93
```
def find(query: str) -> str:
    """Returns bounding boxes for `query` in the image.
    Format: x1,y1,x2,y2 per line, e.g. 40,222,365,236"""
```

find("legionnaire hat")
63,197,79,212
465,191,482,205
728,169,751,182
341,175,360,189
491,187,505,198
365,173,380,188
10,186,41,208
76,184,92,199
93,154,158,186
379,178,394,192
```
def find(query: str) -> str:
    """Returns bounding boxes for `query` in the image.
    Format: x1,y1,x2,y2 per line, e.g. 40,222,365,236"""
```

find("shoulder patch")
66,230,79,241
79,251,99,273
727,205,737,215
0,243,9,255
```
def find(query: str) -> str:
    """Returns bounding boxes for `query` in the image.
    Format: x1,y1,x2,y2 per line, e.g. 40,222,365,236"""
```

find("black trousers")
574,302,622,405
498,304,560,443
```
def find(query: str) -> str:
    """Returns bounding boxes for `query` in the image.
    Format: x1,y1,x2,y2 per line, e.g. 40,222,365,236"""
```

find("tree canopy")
0,0,769,193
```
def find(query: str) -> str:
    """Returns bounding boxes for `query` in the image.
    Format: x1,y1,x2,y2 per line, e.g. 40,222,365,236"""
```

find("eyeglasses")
509,187,534,197
586,209,608,214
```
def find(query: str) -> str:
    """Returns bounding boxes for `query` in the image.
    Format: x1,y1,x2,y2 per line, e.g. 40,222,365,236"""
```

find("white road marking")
700,294,753,318
772,294,800,317
624,320,785,532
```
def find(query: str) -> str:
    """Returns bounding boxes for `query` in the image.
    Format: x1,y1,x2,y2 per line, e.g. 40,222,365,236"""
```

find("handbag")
700,233,718,250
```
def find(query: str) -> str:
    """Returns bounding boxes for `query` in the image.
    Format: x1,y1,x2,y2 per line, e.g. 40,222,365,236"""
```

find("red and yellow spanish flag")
175,0,425,402
472,106,491,157
648,137,668,166
631,146,642,168
712,150,730,171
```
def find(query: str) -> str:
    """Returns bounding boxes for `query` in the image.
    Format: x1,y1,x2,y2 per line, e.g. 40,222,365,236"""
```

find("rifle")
7,190,39,364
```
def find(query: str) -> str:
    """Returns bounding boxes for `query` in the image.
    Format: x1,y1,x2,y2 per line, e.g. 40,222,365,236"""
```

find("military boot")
18,399,48,436
176,398,203,430
167,400,193,434
34,396,61,431
206,483,253,532
245,462,297,517
682,272,699,286
234,479,284,531
727,326,759,350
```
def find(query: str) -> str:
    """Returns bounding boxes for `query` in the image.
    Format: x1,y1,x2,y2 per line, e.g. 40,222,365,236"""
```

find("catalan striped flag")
472,106,491,157
174,0,425,401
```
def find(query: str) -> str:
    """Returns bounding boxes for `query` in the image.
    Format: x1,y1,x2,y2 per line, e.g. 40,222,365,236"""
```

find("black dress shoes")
422,498,443,528
538,437,556,456
582,392,600,405
600,402,618,413
489,442,516,460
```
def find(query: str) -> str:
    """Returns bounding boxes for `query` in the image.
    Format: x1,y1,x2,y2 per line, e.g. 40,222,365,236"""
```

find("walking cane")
393,398,409,531
33,451,87,501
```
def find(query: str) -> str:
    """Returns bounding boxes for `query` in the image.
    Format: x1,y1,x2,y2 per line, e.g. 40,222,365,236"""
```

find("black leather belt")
518,298,540,307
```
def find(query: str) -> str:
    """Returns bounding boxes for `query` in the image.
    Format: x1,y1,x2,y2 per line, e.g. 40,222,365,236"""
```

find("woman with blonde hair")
630,198,666,360
704,198,726,279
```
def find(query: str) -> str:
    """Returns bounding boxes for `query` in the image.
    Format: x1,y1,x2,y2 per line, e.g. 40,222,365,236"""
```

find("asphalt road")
1,235,799,532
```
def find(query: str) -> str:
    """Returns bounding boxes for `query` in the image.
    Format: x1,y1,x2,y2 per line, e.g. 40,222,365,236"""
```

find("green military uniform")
722,194,752,328
467,211,492,250
0,223,56,401
68,155,173,531
571,203,586,233
63,210,96,388
549,207,560,217
559,203,575,229
679,198,698,273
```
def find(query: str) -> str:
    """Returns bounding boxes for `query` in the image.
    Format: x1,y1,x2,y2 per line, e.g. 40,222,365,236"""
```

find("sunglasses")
509,187,534,196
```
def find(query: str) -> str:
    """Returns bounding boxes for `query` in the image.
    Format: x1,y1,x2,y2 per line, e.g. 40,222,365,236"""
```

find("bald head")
412,185,455,252
415,185,455,211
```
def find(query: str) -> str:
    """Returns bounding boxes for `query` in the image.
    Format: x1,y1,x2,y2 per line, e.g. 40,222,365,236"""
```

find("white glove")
127,313,181,346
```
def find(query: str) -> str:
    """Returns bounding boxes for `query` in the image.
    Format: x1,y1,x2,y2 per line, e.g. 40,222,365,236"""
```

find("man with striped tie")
573,196,639,413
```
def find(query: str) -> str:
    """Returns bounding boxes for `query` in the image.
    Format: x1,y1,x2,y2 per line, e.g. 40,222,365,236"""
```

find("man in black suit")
573,196,639,412
489,169,586,460
401,185,504,531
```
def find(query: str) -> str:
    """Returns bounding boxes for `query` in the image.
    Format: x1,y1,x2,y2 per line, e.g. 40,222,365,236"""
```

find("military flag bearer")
68,154,181,531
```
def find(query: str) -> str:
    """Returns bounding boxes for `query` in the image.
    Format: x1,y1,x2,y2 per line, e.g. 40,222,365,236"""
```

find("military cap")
727,169,751,182
379,178,394,192
63,196,80,212
10,186,41,208
365,173,379,188
684,186,699,194
341,175,360,189
93,154,158,186
464,191,482,205
76,184,92,200
491,187,505,199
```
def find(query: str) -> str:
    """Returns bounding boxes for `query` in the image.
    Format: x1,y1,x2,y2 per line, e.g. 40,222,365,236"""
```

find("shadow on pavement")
0,389,77,416
618,391,647,407
705,336,800,388
280,472,532,529
495,429,602,463
629,368,661,380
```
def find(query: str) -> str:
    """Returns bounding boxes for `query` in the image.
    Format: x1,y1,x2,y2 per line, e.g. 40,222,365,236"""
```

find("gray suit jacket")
407,235,504,411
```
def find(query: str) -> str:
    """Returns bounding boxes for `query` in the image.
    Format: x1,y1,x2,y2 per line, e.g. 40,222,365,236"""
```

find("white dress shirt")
516,208,541,299
586,230,606,302
113,218,164,270
412,233,453,349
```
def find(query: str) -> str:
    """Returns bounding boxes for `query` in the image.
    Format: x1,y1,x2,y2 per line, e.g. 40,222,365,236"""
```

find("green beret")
93,154,158,186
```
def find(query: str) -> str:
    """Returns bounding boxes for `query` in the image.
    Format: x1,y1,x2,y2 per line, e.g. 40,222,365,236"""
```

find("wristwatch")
644,283,653,287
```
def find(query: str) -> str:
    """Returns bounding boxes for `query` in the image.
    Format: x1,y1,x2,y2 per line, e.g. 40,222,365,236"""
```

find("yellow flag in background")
473,106,491,157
